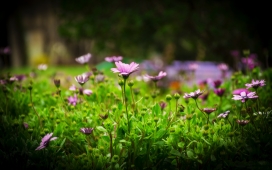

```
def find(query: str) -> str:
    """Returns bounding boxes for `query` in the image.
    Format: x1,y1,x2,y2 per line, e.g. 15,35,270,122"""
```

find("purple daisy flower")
75,53,92,64
67,94,78,106
145,71,167,82
202,108,216,115
217,63,229,72
9,76,18,83
69,84,77,91
69,85,92,96
217,110,230,118
111,61,139,78
214,88,225,97
35,133,57,150
80,128,94,135
75,73,89,86
15,74,26,82
236,120,250,126
232,88,250,95
95,74,105,83
245,79,265,89
183,89,203,100
84,89,93,96
105,56,123,63
232,91,258,103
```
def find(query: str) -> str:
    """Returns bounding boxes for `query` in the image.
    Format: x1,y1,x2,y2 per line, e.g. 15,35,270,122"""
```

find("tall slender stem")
123,79,130,133
29,89,42,128
129,86,135,113
194,99,208,119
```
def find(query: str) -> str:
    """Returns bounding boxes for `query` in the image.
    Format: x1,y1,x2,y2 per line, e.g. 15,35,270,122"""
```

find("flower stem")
29,89,42,128
194,99,208,119
123,79,130,133
129,86,136,114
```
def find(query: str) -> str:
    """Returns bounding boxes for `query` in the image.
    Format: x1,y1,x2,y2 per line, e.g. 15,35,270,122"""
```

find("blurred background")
0,0,271,70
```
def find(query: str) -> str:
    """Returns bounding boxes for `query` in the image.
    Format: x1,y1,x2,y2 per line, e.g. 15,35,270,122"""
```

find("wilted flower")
217,110,230,118
75,53,91,64
23,122,29,129
145,71,167,82
54,79,60,88
183,89,203,100
38,64,48,70
75,73,89,86
245,79,265,89
99,114,108,119
214,88,225,97
236,120,250,126
80,128,94,135
213,80,222,89
105,56,123,63
111,61,139,78
35,133,57,150
67,94,78,106
159,101,167,110
232,88,249,95
232,91,258,103
199,92,209,101
202,108,216,115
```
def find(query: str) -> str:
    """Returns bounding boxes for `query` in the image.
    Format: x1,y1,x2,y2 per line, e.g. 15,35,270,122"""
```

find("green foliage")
1,65,272,169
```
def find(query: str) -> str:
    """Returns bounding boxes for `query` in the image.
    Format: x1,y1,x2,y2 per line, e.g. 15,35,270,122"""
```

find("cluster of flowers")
27,52,265,150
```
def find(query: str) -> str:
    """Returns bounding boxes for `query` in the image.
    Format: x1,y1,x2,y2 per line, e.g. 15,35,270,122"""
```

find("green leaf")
153,141,165,147
57,138,66,153
187,150,194,159
155,129,166,139
152,103,161,116
170,149,181,157
178,142,185,148
96,126,108,133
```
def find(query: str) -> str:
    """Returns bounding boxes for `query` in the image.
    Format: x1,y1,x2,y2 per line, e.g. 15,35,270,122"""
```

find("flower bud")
118,80,124,86
203,124,209,130
151,93,156,99
128,80,134,87
154,117,159,122
28,84,32,90
174,93,180,100
166,94,172,101
186,114,193,120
